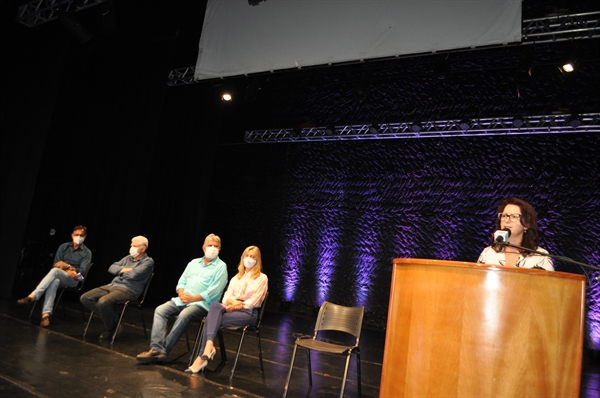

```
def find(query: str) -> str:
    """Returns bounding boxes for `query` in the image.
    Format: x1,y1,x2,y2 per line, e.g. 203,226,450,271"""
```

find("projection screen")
195,0,521,80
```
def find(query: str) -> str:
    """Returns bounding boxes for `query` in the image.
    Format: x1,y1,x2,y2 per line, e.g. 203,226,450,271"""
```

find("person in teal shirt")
136,233,227,363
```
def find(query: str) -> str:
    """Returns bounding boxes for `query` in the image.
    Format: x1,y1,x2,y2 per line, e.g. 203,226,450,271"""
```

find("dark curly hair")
491,197,540,254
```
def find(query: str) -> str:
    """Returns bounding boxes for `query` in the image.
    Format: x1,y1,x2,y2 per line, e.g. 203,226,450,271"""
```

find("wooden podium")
380,258,586,398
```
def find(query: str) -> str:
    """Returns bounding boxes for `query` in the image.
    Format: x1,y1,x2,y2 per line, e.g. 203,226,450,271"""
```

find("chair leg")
139,305,147,340
28,300,37,323
52,289,66,319
306,348,313,387
356,351,362,398
188,319,205,367
111,303,128,345
282,343,299,398
256,330,264,373
229,330,247,378
83,311,94,337
339,353,352,398
218,330,227,363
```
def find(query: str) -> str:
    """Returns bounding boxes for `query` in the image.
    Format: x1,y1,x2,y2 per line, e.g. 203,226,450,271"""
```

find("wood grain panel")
380,259,586,398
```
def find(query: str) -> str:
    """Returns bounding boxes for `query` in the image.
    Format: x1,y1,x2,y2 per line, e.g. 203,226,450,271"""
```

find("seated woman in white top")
186,245,268,373
478,197,554,271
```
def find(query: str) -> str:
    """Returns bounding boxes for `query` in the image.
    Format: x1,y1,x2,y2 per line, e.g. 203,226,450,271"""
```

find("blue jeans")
31,268,78,315
80,285,137,332
150,301,207,355
199,302,257,355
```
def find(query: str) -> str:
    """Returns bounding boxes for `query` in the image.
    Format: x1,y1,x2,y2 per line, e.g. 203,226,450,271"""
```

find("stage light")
512,117,524,128
58,4,93,45
459,119,471,130
411,122,421,132
221,92,232,101
567,113,581,127
559,49,578,74
324,124,336,136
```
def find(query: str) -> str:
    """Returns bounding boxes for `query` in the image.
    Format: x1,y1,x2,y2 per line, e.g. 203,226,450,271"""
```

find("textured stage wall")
205,133,599,348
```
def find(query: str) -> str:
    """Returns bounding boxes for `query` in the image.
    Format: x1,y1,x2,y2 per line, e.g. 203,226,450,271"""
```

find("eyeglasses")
498,213,521,222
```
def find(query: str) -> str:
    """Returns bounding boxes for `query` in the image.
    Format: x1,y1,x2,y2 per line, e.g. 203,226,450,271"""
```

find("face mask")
205,246,219,260
129,246,140,257
243,257,257,269
73,236,84,245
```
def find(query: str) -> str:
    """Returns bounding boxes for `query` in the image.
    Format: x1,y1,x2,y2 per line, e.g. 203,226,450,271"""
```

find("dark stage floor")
0,297,598,398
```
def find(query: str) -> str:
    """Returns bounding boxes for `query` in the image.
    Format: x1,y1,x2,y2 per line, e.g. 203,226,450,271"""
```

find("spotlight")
459,119,471,130
512,117,524,128
324,124,336,136
368,125,380,135
58,4,93,45
567,113,581,127
559,49,578,74
221,92,233,101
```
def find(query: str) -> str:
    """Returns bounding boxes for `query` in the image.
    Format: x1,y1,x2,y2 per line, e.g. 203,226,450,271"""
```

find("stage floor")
0,297,598,398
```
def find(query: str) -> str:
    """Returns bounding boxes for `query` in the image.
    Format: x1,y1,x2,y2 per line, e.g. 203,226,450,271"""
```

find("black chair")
282,301,364,398
190,291,269,378
29,262,94,323
83,273,154,345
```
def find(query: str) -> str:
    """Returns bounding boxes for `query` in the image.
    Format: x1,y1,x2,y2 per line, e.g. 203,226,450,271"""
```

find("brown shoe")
17,295,34,305
40,314,50,327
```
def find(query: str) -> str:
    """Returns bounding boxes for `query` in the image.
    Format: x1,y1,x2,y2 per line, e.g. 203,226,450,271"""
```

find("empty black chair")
283,300,364,398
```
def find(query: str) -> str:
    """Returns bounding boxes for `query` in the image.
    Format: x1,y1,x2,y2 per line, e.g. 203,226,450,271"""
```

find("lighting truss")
522,11,600,43
16,0,108,28
167,12,600,86
243,114,600,143
167,67,196,86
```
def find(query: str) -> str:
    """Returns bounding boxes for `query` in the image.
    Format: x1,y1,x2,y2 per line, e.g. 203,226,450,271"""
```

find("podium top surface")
393,257,586,282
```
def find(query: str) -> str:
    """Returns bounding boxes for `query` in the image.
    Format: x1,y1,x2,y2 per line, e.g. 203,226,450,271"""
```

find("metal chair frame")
282,301,364,398
189,291,269,378
83,273,154,345
29,262,94,323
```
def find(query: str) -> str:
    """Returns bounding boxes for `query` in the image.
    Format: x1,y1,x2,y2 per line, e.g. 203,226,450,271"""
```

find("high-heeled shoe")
200,347,216,361
184,359,209,374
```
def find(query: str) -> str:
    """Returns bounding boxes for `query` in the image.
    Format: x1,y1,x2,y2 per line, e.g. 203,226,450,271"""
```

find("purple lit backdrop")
205,133,599,348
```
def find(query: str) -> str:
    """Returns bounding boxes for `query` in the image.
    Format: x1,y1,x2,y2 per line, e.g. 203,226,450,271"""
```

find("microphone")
494,228,511,243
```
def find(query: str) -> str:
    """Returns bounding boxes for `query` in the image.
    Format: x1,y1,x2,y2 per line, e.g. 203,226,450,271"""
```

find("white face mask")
129,246,140,258
73,236,85,245
243,257,257,269
205,246,219,260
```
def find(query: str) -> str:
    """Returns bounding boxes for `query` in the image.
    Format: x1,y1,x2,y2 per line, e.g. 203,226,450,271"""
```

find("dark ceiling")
7,0,600,140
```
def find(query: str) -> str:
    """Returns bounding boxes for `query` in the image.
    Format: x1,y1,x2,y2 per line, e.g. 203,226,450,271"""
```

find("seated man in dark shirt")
80,235,154,340
18,225,92,327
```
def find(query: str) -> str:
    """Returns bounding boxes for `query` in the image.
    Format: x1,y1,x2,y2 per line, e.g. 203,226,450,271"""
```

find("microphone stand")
499,241,600,279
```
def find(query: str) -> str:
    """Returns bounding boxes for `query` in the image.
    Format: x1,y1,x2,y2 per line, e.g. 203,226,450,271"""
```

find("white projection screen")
194,0,522,80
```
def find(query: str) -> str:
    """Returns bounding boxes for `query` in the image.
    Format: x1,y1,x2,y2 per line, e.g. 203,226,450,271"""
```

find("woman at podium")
478,197,554,271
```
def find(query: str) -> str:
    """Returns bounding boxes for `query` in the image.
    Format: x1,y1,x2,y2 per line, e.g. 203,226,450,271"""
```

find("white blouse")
222,272,268,310
478,246,554,271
